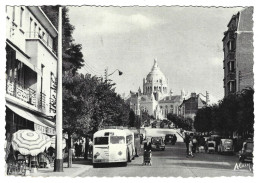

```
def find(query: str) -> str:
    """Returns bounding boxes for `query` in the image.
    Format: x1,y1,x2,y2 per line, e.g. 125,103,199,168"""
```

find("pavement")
30,158,92,177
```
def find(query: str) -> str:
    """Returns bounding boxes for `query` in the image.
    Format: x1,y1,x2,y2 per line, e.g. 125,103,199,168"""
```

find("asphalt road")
78,128,253,177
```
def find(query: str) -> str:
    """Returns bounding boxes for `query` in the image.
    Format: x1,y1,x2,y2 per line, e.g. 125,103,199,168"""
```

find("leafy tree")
41,6,84,74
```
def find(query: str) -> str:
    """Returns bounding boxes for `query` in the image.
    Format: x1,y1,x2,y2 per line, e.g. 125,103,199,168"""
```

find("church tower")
143,59,168,100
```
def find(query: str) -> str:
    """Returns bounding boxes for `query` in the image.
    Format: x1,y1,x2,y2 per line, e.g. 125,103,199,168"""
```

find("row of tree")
167,113,193,131
194,88,254,138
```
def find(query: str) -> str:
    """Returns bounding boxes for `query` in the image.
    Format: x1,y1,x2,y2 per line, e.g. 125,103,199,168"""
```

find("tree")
129,110,136,127
41,6,84,74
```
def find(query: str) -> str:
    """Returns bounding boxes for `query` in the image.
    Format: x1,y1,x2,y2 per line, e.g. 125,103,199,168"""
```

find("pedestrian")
192,136,198,153
188,138,194,157
74,142,79,159
78,142,83,157
184,134,190,156
172,134,177,145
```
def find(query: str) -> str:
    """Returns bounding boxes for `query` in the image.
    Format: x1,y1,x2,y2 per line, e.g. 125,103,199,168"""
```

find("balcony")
38,92,46,110
26,32,57,56
6,76,36,107
228,31,235,40
227,51,235,60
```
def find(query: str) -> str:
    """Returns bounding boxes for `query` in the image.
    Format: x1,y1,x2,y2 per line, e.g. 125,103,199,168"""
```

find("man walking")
184,134,190,156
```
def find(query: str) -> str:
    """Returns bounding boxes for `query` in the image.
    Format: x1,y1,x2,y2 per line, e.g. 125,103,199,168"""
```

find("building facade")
5,6,58,143
223,7,254,96
127,60,189,120
179,93,207,120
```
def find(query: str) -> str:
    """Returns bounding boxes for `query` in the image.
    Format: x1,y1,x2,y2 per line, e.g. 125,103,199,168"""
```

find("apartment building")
223,7,254,96
5,6,58,140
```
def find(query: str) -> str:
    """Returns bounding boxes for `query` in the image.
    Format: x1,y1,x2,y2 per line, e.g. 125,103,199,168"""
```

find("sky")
68,6,244,103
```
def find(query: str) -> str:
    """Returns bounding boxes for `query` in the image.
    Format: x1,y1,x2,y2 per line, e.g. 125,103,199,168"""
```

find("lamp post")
54,6,63,172
104,68,123,80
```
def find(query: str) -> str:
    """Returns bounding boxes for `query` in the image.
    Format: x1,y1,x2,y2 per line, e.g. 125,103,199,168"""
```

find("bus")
92,129,135,167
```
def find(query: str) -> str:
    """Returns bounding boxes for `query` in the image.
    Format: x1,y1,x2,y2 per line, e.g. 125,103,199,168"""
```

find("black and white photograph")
1,0,259,180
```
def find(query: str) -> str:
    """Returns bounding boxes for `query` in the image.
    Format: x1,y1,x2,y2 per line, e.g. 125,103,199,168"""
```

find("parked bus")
92,129,135,167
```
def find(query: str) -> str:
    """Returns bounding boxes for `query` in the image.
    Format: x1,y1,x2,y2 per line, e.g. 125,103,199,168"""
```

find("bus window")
94,137,108,145
126,135,133,143
110,136,125,144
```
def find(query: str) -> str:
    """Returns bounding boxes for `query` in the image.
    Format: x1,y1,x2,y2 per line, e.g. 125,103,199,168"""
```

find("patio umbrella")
12,130,51,156
50,136,66,149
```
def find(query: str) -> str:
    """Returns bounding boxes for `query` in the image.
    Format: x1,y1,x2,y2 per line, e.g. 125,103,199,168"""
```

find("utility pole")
54,6,63,172
104,67,108,81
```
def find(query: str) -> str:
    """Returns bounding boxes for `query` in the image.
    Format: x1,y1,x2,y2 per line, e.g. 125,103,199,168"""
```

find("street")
78,128,253,177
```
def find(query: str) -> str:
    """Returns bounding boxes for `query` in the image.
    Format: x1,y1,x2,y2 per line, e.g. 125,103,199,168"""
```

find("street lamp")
105,68,123,80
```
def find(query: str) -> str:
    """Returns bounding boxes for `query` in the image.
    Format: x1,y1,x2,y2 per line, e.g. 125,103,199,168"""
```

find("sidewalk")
30,158,92,177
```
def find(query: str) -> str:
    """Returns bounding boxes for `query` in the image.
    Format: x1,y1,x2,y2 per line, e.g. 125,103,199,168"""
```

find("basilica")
127,60,190,120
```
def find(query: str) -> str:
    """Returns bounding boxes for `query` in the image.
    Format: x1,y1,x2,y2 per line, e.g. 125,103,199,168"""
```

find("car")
151,137,165,151
152,122,157,128
218,139,234,154
165,134,177,145
239,139,253,163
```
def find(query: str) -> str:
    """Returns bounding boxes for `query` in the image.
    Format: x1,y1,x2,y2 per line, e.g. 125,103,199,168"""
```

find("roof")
94,129,133,137
146,60,167,84
159,95,181,103
27,7,58,38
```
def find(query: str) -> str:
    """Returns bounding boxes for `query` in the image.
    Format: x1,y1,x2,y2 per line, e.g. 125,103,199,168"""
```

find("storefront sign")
34,124,56,135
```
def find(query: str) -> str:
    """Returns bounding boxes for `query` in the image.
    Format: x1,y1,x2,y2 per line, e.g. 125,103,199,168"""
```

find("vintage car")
165,134,177,145
218,139,234,154
151,137,165,151
239,139,253,163
206,140,216,153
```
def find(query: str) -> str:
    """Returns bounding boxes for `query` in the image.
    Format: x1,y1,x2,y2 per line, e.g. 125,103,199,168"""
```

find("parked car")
151,137,165,151
165,134,177,145
168,123,175,129
239,139,253,163
152,122,157,128
206,140,216,153
218,139,234,154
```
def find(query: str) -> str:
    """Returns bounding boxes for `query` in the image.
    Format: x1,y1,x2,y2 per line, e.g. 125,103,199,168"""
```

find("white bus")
92,129,135,167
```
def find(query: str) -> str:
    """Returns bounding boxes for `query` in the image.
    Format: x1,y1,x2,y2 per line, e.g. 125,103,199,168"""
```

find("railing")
26,32,57,56
39,92,46,110
6,76,36,107
228,31,235,39
227,51,235,60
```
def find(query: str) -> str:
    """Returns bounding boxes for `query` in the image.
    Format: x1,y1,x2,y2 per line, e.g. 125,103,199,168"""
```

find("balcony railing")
39,92,46,110
227,51,235,60
26,32,57,56
6,76,36,107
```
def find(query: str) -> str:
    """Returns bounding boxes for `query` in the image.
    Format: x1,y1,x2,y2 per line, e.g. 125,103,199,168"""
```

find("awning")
6,103,55,133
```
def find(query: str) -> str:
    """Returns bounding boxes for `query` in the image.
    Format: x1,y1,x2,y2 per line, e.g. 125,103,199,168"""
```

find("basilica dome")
146,59,167,84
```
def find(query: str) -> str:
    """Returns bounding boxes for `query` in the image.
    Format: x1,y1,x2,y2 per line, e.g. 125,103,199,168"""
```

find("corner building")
223,7,254,96
5,6,58,144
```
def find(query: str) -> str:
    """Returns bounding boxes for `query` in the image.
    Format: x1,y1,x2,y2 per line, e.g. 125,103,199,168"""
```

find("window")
110,136,125,144
12,6,15,21
38,27,41,38
228,40,235,51
228,81,236,93
34,23,37,37
94,137,108,145
228,61,235,72
20,7,24,27
29,18,33,37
